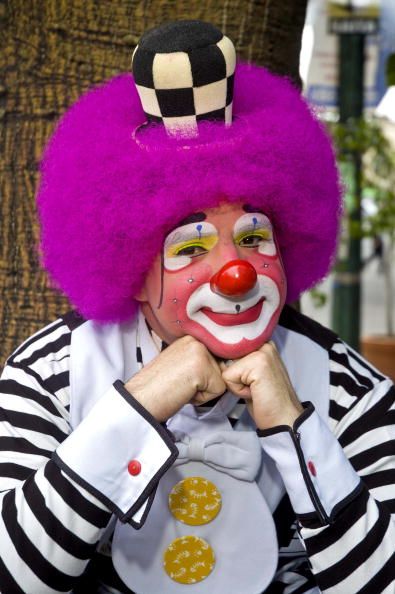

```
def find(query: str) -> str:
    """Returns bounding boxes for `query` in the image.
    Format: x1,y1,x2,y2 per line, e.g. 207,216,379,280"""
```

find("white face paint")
186,275,280,345
233,213,277,257
163,221,218,271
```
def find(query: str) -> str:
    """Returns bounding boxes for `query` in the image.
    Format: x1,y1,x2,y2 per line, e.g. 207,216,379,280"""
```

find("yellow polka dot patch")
163,535,215,584
168,476,222,526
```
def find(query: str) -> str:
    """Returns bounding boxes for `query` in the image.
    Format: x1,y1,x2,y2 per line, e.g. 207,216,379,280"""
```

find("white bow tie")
172,430,262,481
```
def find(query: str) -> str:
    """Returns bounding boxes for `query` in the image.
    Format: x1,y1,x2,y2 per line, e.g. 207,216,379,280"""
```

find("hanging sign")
328,1,380,35
304,0,388,108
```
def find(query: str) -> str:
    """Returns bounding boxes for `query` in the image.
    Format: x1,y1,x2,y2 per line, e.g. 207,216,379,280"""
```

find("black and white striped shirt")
0,306,394,593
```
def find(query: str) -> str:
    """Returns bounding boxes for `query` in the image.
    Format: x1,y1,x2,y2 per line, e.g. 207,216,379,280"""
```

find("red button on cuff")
128,460,141,476
307,461,317,477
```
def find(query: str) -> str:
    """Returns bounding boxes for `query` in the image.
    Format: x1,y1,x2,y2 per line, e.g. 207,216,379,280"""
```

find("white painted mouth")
186,276,280,344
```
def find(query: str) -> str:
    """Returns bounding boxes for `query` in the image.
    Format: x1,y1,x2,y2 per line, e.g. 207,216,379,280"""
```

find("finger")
221,356,249,385
221,352,264,397
222,377,252,399
205,365,227,398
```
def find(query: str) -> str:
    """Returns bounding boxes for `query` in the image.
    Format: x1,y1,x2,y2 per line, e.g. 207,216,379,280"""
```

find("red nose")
210,259,258,297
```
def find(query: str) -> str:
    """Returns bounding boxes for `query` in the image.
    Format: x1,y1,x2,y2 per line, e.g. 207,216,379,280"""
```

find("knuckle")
260,344,275,360
180,336,205,358
267,343,278,358
179,335,196,347
263,341,275,352
253,350,267,364
253,351,270,371
192,340,208,359
222,372,232,386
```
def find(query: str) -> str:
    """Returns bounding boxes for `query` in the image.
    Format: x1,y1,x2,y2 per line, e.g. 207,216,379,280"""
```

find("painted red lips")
200,299,265,326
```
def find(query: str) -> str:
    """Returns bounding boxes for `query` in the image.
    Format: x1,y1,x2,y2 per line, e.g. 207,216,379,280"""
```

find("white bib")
68,309,330,593
113,403,278,594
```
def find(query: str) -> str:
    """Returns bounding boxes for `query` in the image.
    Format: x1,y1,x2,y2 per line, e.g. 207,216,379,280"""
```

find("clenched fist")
221,341,304,430
124,336,226,422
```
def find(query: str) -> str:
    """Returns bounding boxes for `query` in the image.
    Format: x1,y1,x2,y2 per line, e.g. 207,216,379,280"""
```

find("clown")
0,20,394,594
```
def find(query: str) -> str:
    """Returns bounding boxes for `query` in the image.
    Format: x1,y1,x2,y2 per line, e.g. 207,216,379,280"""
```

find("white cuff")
54,381,178,527
259,405,362,525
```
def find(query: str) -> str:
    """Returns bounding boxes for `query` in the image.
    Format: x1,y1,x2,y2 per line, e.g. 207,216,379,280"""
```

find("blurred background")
300,0,395,379
0,0,394,377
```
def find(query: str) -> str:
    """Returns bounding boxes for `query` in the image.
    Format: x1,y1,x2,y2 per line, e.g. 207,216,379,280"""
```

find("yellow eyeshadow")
167,235,218,258
235,228,272,243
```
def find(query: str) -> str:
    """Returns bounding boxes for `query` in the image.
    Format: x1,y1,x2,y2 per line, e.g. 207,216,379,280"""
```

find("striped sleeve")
300,339,395,593
267,521,320,594
0,319,178,593
0,320,114,593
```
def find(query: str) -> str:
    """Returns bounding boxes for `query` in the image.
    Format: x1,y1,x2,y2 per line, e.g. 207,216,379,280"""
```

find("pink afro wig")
37,63,341,322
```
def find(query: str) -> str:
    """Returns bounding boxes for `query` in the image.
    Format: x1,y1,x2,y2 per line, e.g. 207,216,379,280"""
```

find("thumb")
192,364,226,405
221,357,254,398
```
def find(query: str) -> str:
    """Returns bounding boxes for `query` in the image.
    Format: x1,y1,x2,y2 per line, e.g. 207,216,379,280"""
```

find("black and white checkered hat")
132,21,236,136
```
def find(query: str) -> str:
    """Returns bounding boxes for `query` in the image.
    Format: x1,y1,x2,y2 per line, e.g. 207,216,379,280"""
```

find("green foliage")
309,117,395,312
309,287,328,308
327,117,395,244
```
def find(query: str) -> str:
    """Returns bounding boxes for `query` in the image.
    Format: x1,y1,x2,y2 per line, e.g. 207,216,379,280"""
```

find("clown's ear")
134,286,148,302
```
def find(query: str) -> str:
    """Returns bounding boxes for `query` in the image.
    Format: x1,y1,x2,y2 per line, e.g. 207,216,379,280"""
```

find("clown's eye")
175,244,208,257
238,233,270,248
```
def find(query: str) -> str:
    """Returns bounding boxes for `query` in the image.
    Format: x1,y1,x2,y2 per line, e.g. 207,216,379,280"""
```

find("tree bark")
0,0,308,366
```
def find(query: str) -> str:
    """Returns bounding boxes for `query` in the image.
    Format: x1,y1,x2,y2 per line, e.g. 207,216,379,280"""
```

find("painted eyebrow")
173,212,207,228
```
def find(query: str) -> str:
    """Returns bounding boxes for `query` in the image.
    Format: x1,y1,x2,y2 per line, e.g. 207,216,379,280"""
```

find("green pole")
331,34,365,350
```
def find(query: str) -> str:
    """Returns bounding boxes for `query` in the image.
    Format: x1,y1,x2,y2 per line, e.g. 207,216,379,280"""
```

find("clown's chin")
183,275,284,358
185,307,282,359
209,335,269,360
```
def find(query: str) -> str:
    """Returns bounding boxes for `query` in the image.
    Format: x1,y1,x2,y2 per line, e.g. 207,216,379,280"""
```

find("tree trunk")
0,0,307,366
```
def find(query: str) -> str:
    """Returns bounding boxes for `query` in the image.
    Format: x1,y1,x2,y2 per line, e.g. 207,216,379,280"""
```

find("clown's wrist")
124,379,169,423
255,400,304,431
257,403,362,526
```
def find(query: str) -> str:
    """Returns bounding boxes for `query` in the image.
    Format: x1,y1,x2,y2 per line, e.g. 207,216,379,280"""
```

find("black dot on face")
235,304,241,313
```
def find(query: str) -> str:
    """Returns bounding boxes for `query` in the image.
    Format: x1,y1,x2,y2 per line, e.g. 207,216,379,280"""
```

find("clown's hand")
221,341,304,430
124,336,226,423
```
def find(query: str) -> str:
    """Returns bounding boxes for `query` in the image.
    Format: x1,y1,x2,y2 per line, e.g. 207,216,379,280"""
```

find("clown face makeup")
137,203,287,359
